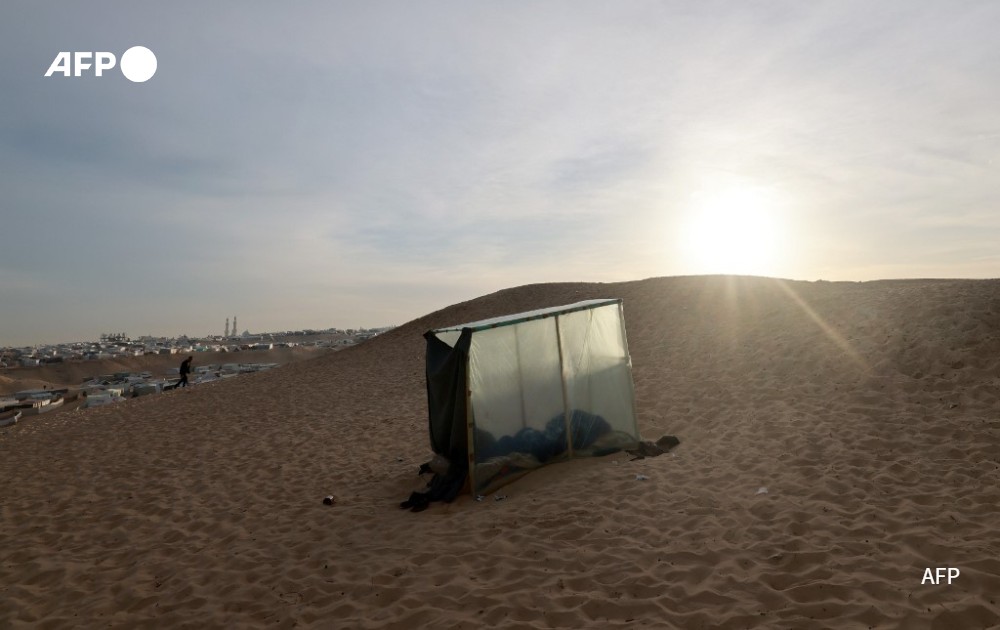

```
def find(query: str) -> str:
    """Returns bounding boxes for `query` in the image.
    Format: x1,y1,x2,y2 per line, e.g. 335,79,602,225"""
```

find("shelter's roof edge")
431,298,622,334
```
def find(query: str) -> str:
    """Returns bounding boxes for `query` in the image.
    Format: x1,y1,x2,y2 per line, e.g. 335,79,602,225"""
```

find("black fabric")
403,329,473,510
625,435,681,460
424,329,473,466
399,461,469,512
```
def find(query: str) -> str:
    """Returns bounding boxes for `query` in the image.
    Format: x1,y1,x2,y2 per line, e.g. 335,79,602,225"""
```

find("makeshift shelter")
423,299,640,497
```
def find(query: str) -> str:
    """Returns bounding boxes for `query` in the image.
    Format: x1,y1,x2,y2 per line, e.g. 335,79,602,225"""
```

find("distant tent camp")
421,299,641,500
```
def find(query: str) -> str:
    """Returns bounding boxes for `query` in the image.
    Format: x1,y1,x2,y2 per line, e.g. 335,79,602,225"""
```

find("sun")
680,186,785,276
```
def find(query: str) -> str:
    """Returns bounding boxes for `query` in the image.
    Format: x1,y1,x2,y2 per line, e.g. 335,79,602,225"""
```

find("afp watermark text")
44,46,157,82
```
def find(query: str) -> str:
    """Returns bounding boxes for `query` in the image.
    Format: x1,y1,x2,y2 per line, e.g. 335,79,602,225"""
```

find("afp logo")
44,46,157,82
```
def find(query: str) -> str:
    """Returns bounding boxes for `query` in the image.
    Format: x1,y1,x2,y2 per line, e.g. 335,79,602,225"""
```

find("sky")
2,1,999,346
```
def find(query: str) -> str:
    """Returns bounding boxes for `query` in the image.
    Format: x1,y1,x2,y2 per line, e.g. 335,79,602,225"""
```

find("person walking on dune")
177,355,193,389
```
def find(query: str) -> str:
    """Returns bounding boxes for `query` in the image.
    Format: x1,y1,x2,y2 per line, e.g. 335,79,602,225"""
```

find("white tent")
424,299,640,495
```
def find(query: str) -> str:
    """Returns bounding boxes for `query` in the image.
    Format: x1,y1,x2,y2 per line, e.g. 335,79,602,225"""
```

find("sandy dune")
2,276,999,629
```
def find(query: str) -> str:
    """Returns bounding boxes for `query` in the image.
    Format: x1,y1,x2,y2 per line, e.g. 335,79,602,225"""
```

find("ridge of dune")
2,275,999,629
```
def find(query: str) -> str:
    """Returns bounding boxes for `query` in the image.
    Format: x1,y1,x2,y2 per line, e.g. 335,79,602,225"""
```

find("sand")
1,276,999,629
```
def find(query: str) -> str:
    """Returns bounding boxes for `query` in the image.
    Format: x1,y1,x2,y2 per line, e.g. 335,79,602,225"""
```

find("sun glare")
680,186,786,276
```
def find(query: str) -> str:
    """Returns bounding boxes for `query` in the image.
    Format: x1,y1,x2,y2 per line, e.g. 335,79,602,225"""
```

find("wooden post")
555,314,574,459
465,353,478,494
617,301,640,439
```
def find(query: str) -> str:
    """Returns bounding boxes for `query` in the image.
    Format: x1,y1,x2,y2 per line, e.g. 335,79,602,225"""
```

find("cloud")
3,1,1000,344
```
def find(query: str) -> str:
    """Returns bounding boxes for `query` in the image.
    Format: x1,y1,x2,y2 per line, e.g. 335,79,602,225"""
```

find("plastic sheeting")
425,299,640,495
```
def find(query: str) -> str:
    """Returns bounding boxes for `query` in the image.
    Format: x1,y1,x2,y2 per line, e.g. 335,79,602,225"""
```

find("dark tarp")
401,328,472,510
425,328,472,466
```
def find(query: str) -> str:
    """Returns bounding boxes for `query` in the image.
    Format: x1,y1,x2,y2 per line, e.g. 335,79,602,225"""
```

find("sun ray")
775,280,871,373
